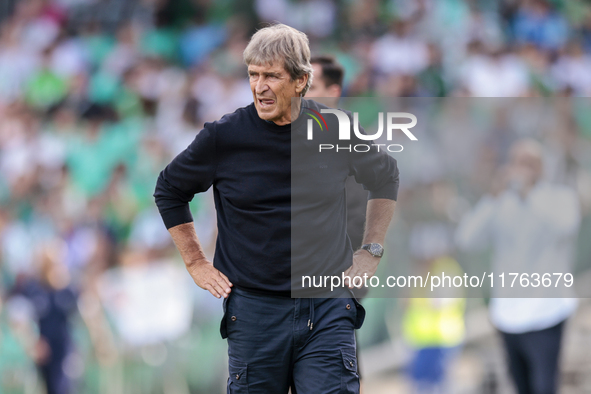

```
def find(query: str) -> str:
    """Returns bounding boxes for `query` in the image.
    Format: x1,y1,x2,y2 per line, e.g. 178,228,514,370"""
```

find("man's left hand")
343,250,380,288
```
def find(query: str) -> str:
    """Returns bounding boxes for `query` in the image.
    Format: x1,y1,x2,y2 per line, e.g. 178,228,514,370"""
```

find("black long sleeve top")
154,99,399,296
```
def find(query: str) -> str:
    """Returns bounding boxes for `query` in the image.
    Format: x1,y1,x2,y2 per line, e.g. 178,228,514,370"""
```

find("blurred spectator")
307,55,343,107
307,55,370,392
402,257,465,394
551,40,591,95
456,139,581,394
370,19,429,78
459,44,530,97
401,181,466,394
0,294,40,393
25,46,69,110
11,242,78,394
513,0,569,52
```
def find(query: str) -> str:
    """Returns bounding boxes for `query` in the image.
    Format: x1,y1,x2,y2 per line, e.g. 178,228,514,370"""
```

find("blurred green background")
1,0,591,393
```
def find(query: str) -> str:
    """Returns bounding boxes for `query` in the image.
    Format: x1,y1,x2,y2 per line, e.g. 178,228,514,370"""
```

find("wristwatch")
360,243,384,258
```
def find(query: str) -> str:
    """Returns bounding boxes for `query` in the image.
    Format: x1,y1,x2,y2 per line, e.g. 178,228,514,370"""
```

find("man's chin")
255,107,277,122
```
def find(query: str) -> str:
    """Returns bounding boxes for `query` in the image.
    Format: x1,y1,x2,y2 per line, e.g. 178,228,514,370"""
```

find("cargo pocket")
227,358,248,393
340,349,360,393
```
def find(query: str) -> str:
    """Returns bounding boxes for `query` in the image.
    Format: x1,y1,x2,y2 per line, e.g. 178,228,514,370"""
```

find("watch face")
366,243,383,257
370,244,382,256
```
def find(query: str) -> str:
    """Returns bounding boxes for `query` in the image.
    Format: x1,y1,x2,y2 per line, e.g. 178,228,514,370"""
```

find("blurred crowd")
1,0,591,393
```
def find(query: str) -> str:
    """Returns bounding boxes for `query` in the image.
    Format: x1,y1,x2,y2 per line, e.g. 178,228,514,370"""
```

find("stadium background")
1,0,591,393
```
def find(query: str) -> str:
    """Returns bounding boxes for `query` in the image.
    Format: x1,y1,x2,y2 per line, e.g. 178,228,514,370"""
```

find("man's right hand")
186,259,233,299
167,223,233,299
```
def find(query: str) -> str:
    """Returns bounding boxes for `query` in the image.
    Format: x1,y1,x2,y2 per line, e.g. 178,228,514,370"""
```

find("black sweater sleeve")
348,124,400,201
154,124,217,229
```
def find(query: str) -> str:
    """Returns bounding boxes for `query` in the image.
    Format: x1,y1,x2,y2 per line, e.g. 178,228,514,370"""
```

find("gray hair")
243,24,313,96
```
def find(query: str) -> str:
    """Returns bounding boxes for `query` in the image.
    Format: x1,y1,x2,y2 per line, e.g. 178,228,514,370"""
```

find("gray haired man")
155,24,399,393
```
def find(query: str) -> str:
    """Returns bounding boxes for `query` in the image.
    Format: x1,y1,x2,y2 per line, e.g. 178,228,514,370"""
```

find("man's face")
508,145,542,189
306,63,341,98
248,62,307,126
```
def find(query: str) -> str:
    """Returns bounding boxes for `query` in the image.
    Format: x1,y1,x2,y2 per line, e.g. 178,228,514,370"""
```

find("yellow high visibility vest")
402,257,466,348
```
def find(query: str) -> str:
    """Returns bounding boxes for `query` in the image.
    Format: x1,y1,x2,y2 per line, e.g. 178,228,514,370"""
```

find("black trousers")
500,320,566,394
220,287,365,393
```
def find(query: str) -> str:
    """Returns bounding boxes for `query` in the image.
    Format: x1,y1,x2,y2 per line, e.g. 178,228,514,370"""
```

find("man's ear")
328,84,342,98
295,74,309,95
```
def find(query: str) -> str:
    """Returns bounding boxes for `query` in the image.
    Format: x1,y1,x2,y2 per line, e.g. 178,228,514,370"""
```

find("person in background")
403,218,465,394
11,243,78,394
306,55,371,392
307,55,369,252
307,56,342,108
456,139,580,394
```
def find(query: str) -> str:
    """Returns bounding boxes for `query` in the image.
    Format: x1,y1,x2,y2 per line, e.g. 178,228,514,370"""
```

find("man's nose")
255,78,268,95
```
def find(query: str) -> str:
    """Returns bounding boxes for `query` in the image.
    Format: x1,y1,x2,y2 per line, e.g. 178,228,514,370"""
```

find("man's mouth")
258,98,275,108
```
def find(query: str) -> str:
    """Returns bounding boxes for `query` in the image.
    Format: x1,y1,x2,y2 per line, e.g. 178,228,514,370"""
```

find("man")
306,56,370,392
154,24,399,393
456,139,580,394
306,56,368,252
307,56,343,108
12,244,78,394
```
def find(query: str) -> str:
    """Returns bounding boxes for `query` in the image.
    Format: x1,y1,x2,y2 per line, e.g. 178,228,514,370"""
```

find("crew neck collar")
252,100,306,132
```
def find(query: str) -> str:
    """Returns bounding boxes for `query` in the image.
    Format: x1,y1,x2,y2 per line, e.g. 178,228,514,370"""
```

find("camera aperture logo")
305,109,418,153
304,109,329,132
